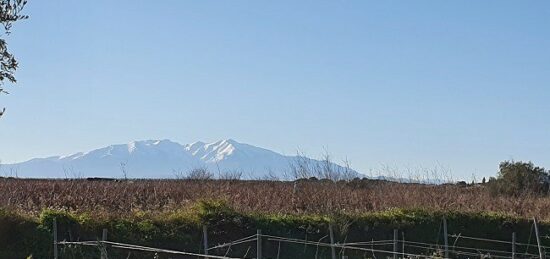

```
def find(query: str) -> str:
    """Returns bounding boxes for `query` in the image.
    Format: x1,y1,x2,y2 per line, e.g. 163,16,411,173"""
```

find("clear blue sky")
1,1,549,180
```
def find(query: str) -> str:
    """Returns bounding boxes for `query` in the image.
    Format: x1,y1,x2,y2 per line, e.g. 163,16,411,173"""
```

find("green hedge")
1,201,548,259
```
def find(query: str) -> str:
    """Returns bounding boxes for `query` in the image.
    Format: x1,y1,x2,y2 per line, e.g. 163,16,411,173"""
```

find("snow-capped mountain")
3,139,360,179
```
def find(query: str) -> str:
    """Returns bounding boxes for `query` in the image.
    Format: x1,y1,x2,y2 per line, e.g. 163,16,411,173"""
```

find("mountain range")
2,139,360,179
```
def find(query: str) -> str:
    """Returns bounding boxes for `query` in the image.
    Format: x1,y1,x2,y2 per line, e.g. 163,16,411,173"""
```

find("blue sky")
1,1,549,180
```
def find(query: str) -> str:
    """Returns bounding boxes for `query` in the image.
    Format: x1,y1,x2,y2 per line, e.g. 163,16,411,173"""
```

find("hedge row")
1,200,548,258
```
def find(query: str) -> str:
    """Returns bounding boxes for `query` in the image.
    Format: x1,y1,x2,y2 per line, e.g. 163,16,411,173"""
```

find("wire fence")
53,217,548,259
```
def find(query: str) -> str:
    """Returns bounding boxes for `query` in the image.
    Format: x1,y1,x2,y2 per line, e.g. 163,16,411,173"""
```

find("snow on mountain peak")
184,141,206,155
58,152,85,160
128,142,138,153
210,139,237,162
186,139,239,163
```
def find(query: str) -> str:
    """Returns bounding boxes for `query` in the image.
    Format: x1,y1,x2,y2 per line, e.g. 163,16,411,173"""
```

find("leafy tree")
488,161,549,196
0,0,27,117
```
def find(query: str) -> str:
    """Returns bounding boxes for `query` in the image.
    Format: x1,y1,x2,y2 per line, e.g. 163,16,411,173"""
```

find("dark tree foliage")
488,161,549,197
0,0,27,117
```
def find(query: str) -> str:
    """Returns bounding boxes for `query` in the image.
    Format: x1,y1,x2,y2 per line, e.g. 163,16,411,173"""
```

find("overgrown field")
3,178,550,258
1,178,550,219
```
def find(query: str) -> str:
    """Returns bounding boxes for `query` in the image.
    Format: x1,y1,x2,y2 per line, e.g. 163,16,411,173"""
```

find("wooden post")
53,218,58,259
443,217,449,258
101,228,108,259
512,232,516,259
534,217,544,259
402,231,405,259
393,229,398,259
329,223,337,259
203,225,209,256
257,229,262,259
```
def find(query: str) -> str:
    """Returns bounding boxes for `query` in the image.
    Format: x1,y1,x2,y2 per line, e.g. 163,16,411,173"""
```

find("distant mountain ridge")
3,139,360,179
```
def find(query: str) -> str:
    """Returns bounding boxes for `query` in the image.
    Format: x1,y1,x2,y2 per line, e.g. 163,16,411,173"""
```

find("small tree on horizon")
0,0,27,117
488,160,549,196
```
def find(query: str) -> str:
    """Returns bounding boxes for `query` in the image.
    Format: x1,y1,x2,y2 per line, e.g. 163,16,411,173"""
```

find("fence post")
53,218,58,259
257,229,262,259
402,231,405,259
393,229,398,259
534,217,544,259
101,228,108,259
512,232,516,259
203,225,209,257
443,217,449,258
329,223,337,259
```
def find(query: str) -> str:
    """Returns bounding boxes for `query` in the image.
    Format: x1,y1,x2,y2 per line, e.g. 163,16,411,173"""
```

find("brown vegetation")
2,178,550,220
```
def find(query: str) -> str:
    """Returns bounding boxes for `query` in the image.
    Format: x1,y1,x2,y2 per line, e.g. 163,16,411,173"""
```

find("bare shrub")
288,151,314,180
289,150,356,182
120,161,128,180
315,150,341,181
262,169,280,181
187,167,213,180
63,166,83,179
218,170,243,181
172,169,186,180
340,157,356,182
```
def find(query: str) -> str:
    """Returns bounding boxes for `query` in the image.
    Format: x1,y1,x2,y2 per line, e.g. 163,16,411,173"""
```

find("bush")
187,168,214,180
488,161,549,196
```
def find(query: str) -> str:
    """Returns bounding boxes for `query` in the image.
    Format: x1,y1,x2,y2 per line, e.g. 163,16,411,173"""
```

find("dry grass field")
1,178,549,220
